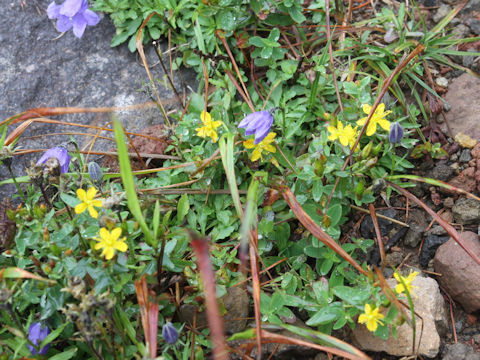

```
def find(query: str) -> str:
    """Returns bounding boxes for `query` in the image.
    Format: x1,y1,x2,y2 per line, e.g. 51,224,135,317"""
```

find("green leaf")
39,323,68,352
326,204,342,227
306,305,342,326
219,134,243,218
113,120,154,246
48,347,78,360
177,193,190,223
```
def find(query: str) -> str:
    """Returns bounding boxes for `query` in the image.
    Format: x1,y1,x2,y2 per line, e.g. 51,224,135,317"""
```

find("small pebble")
443,101,452,112
450,154,458,161
455,132,477,149
459,149,473,163
435,76,448,87
443,197,455,208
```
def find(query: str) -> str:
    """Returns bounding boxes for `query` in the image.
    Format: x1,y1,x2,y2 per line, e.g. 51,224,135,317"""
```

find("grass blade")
219,134,243,218
113,119,154,246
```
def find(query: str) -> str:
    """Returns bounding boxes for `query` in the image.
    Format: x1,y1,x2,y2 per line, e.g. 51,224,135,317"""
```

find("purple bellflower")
162,322,178,344
238,110,274,144
47,0,100,38
36,146,71,173
389,122,404,144
28,322,50,356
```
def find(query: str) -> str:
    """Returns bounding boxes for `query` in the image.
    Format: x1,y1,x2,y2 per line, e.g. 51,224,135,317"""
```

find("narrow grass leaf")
219,134,243,218
113,119,154,246
40,322,68,351
279,323,369,359
48,347,78,360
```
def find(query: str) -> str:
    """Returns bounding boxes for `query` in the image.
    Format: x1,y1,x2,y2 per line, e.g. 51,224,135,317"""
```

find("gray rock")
462,0,480,14
452,24,471,40
360,209,397,239
221,286,250,334
466,18,480,36
427,225,447,236
180,286,250,335
459,149,473,163
385,251,404,267
442,343,480,360
419,234,449,268
427,162,454,182
352,276,448,358
463,48,477,69
443,102,451,113
452,198,480,225
433,5,452,23
404,223,425,248
0,1,195,201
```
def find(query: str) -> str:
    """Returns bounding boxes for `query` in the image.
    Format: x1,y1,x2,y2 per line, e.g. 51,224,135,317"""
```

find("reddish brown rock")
434,232,480,313
472,143,480,158
443,73,480,141
443,167,477,194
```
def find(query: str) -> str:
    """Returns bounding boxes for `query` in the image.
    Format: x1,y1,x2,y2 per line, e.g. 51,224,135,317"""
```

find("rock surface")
452,198,480,225
0,0,194,201
180,286,250,335
419,234,449,268
434,231,480,313
442,342,480,360
352,276,448,358
442,73,480,141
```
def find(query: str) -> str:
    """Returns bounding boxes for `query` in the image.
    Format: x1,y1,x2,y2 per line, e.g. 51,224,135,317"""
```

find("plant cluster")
0,0,478,358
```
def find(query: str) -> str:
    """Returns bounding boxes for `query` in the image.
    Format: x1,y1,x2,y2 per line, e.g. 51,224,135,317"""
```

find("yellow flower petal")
91,199,103,208
366,122,377,137
111,227,122,240
375,103,385,114
74,203,87,215
86,187,97,200
378,118,391,131
251,148,262,161
243,139,255,149
200,110,211,124
76,188,87,202
114,240,128,252
88,206,98,219
263,144,276,153
362,104,372,115
94,242,104,250
104,247,115,260
357,117,367,126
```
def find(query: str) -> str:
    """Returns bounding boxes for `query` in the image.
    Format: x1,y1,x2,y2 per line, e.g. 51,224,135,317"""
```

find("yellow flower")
394,270,419,295
243,132,277,161
196,110,223,143
358,304,385,332
327,121,359,150
94,227,128,260
356,103,391,136
75,187,102,219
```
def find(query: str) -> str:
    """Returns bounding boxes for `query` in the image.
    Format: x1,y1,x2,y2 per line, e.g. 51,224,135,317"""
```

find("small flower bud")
372,143,383,156
88,162,103,184
389,122,404,144
361,141,373,159
162,322,178,344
